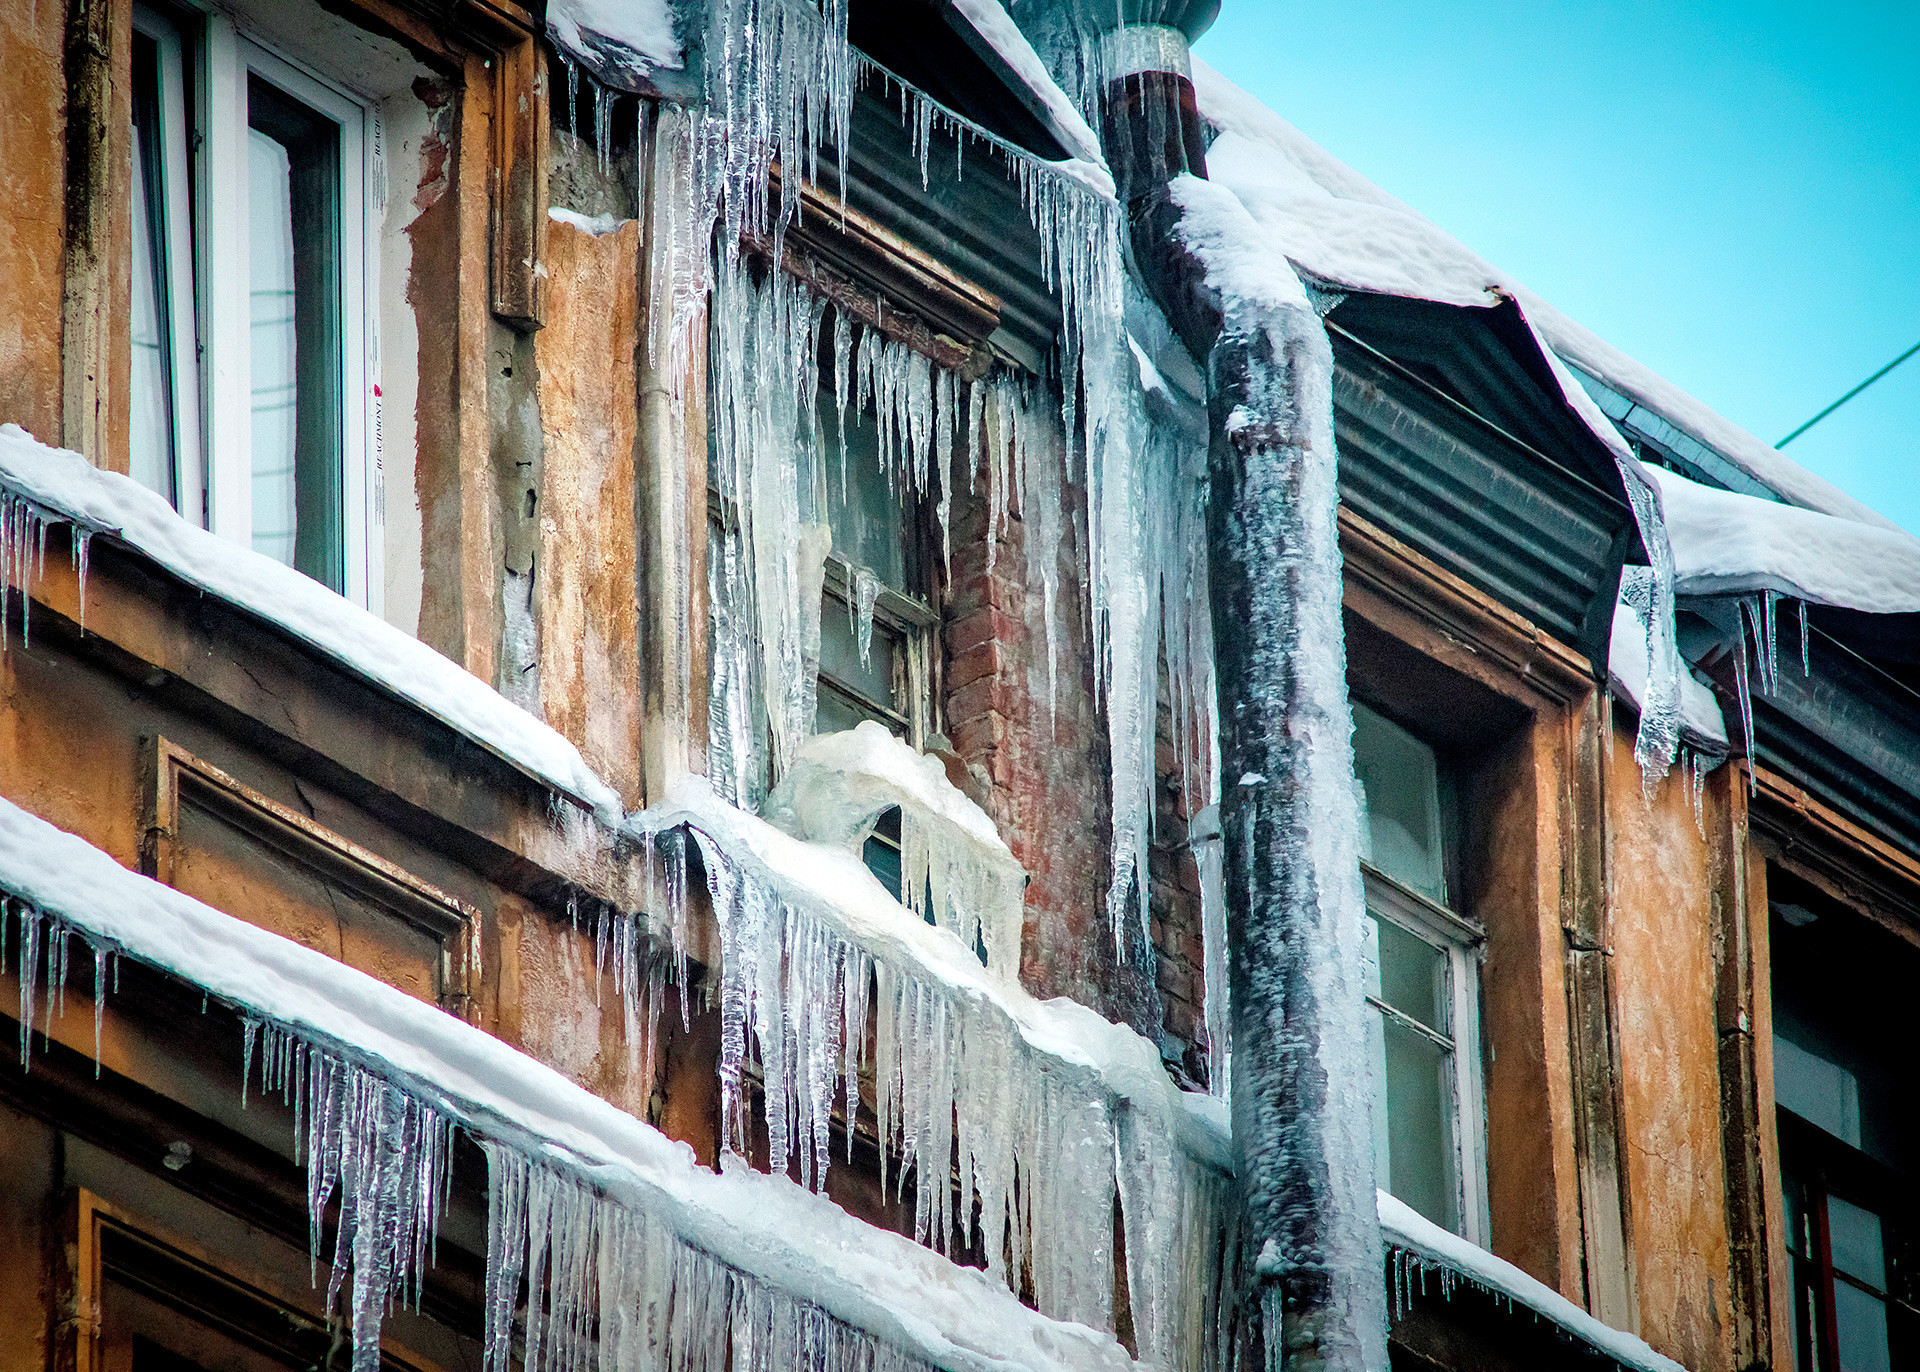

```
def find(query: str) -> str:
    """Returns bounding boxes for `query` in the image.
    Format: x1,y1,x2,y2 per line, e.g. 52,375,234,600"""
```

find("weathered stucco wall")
534,213,643,806
0,0,70,443
1608,724,1735,1372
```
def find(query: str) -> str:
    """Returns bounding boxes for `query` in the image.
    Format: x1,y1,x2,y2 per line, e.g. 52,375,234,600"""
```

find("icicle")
1799,598,1811,676
852,565,880,669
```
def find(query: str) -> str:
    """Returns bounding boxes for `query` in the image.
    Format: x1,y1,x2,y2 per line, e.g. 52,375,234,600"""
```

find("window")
1770,886,1920,1372
127,7,379,603
1352,699,1488,1241
814,391,936,744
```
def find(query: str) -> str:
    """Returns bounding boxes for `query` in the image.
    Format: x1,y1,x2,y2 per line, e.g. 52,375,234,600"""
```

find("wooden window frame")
1361,861,1491,1245
58,1188,434,1372
141,737,479,1020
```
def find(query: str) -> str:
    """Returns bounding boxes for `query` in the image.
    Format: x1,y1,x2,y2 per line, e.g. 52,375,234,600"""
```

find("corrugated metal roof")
817,80,1063,371
1327,300,1634,655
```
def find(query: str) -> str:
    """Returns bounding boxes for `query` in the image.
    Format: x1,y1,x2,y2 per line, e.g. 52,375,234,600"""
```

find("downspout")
1091,18,1388,1372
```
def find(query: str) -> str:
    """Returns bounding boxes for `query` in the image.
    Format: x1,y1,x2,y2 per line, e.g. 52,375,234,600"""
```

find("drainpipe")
1090,16,1389,1372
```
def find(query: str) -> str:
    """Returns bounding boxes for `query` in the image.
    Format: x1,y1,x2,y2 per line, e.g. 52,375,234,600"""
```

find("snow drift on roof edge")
1188,54,1901,533
547,0,683,93
0,788,1133,1372
0,425,624,822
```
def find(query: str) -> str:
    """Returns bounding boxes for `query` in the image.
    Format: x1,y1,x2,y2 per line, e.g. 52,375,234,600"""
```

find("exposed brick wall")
941,428,1160,1041
1150,661,1212,1087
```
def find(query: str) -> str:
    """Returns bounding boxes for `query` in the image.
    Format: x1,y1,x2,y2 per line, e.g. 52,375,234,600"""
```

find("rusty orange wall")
1607,724,1735,1372
534,215,643,807
1475,714,1586,1299
0,0,68,442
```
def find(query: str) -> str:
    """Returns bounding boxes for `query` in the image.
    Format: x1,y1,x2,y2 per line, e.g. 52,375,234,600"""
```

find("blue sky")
1193,1,1920,534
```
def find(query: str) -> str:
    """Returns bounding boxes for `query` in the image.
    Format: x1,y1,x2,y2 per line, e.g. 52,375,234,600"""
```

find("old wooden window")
1770,883,1920,1372
1352,699,1488,1242
123,6,379,604
814,390,937,745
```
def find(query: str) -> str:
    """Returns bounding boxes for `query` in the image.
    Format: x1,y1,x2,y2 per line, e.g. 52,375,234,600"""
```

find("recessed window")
126,8,379,604
814,391,934,744
1352,699,1487,1241
1770,883,1919,1372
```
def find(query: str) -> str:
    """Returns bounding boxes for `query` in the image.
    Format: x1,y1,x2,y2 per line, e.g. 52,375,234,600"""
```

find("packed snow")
546,0,681,93
0,791,1135,1372
0,425,623,822
947,0,1108,169
764,722,1029,981
1379,1191,1687,1372
1648,464,1920,611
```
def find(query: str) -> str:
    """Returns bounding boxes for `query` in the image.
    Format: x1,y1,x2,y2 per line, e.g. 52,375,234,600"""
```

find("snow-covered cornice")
0,425,624,823
0,790,1135,1372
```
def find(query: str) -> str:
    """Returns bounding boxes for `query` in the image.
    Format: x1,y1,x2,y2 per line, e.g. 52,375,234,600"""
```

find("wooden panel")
59,0,132,470
489,33,547,330
142,738,479,1018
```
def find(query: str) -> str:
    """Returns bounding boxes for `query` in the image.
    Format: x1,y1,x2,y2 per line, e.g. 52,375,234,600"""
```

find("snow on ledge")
1378,1192,1688,1372
0,790,1134,1372
764,722,1028,981
1648,464,1920,611
635,774,1234,1175
0,425,624,823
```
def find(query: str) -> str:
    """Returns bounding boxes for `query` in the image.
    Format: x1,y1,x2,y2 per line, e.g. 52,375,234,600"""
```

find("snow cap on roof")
948,0,1110,173
0,425,624,822
1189,55,1897,530
1649,464,1920,610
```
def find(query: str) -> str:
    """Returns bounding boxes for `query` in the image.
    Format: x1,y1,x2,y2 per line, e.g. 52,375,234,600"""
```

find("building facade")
0,2,1915,1372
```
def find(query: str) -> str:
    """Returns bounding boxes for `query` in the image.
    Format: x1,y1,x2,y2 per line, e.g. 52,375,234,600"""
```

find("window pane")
1774,1032,1863,1148
1352,700,1447,903
819,590,898,713
248,76,344,591
248,126,299,564
1833,1280,1891,1372
1373,912,1445,1033
1370,1008,1457,1232
819,397,907,592
130,34,176,504
1829,1197,1887,1291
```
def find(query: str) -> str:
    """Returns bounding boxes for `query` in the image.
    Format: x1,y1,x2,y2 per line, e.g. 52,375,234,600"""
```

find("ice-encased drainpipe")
1086,14,1388,1371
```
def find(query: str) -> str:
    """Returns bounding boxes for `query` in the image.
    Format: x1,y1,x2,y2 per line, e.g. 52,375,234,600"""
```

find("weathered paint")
1607,722,1736,1372
0,0,70,443
535,214,643,805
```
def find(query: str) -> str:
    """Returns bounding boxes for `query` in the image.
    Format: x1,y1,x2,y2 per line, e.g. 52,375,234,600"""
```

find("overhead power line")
1777,337,1920,447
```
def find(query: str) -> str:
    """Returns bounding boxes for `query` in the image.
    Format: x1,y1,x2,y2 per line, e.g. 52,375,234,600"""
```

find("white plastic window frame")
132,5,207,524
1361,861,1491,1246
193,14,384,611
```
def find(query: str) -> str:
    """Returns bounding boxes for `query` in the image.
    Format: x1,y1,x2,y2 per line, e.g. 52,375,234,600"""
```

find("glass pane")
248,125,299,565
1373,912,1445,1033
1833,1280,1891,1372
1830,1196,1887,1290
1774,1033,1863,1148
130,34,175,504
819,396,907,592
818,590,897,713
1352,700,1446,903
248,76,344,591
1369,1007,1457,1233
